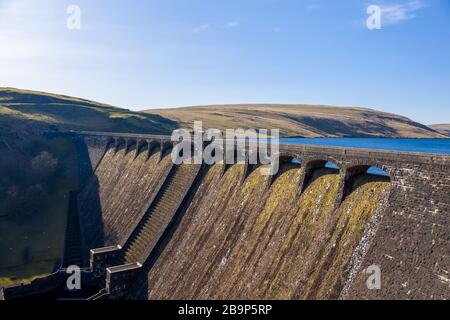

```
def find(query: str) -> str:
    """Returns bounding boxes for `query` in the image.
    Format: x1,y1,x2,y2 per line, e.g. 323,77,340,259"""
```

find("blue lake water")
279,138,450,155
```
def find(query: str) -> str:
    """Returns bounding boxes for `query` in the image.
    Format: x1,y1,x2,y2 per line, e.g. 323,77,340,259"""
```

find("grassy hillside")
0,136,79,286
145,104,445,138
430,124,450,136
0,87,177,135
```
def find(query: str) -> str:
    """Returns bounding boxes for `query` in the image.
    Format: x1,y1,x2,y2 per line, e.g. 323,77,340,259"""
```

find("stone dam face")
3,132,447,300
69,132,449,300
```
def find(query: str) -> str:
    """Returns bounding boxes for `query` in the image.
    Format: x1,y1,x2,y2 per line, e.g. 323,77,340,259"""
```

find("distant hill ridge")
145,104,446,138
0,87,446,138
430,124,450,137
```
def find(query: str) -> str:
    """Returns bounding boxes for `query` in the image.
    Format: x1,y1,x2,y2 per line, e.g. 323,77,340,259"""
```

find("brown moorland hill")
430,124,450,137
145,104,445,138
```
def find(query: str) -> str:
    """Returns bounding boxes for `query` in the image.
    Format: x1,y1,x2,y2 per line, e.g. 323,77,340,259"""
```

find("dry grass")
145,104,445,138
0,274,50,287
430,124,450,136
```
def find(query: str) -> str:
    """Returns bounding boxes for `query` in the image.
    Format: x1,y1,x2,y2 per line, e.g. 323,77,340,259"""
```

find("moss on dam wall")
129,164,390,299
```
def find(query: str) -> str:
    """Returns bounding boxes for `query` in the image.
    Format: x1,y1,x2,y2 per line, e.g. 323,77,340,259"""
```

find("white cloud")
192,24,209,33
227,20,240,28
378,0,426,25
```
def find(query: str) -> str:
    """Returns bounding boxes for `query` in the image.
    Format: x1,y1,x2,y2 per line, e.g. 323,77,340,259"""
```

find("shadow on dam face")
79,176,105,264
76,141,177,262
75,140,106,266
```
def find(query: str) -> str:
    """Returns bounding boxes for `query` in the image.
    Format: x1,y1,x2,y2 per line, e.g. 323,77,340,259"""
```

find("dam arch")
341,164,392,202
300,158,341,194
278,152,302,165
266,152,302,189
135,140,149,158
344,159,393,177
242,149,263,184
146,140,161,160
124,139,137,155
220,144,245,177
346,164,391,178
160,141,174,160
113,137,126,154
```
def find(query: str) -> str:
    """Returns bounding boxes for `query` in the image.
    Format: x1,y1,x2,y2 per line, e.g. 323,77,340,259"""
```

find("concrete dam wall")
5,132,445,300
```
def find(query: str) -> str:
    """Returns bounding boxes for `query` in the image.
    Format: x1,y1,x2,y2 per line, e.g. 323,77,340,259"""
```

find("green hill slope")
0,88,177,135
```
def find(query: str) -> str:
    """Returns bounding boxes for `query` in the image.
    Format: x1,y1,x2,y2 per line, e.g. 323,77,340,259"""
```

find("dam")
1,131,449,300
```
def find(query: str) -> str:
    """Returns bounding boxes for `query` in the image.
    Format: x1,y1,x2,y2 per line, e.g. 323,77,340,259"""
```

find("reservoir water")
279,138,450,155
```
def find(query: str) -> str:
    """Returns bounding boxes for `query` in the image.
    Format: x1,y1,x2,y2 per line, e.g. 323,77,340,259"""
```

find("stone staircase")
122,162,200,264
87,162,201,299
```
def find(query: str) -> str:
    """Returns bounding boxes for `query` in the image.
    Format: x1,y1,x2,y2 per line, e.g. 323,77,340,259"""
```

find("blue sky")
0,0,449,124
